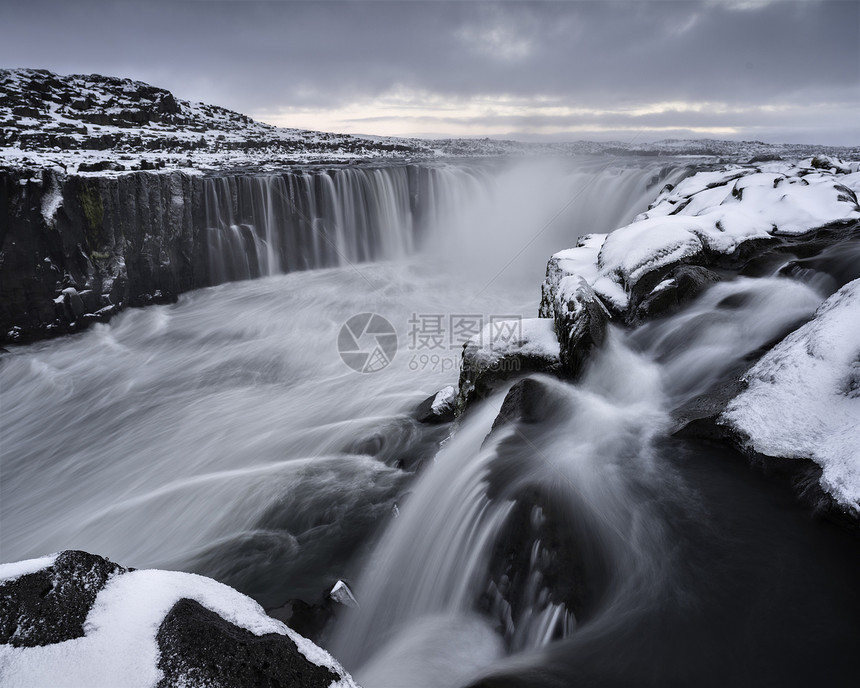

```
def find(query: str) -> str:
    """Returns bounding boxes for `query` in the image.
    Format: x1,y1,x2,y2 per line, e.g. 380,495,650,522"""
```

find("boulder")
0,551,358,688
156,598,342,688
719,278,860,519
551,276,611,379
632,265,722,323
0,550,126,647
456,318,561,415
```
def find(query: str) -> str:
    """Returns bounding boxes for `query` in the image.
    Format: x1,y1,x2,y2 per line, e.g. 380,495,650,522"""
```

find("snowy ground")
3,68,858,175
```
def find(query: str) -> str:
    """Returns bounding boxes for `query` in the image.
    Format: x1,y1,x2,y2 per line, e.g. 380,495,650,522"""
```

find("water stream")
2,157,856,687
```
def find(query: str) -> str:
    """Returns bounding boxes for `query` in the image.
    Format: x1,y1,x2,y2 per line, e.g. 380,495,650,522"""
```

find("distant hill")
0,68,429,171
1,68,856,173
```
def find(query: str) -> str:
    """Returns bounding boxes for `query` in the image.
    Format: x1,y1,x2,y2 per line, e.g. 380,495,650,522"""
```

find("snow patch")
721,279,860,512
466,317,560,366
0,567,357,688
0,554,57,583
430,385,457,414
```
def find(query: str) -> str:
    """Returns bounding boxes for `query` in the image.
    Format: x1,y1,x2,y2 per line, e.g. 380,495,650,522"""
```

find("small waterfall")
329,333,675,686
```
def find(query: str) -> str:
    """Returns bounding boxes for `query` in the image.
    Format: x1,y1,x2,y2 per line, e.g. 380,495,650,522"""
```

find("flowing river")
1,157,857,687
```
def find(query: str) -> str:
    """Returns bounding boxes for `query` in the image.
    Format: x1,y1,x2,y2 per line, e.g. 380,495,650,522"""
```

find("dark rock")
552,277,611,379
489,377,569,435
1,550,356,686
633,265,722,323
77,160,124,172
0,550,126,647
456,320,562,415
156,598,341,688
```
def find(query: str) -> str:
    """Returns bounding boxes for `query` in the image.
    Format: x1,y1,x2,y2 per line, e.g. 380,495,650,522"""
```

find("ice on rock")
329,580,359,609
721,279,860,513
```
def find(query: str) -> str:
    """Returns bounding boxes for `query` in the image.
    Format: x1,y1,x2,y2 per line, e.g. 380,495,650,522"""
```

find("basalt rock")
456,318,562,416
0,550,358,687
156,598,341,688
0,550,126,647
633,265,722,324
551,276,611,380
0,167,206,343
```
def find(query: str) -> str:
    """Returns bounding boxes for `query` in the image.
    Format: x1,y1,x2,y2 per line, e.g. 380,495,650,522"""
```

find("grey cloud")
0,0,857,143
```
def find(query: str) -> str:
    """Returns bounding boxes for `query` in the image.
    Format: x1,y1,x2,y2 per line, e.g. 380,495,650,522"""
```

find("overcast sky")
1,0,857,145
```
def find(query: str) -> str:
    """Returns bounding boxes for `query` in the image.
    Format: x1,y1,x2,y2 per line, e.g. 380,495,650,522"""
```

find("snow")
597,216,706,289
0,554,57,582
543,161,860,312
720,279,860,512
0,565,358,688
466,318,560,366
430,385,457,414
549,233,607,286
555,275,607,319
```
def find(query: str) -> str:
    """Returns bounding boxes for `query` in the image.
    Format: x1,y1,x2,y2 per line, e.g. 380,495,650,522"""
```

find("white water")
4,156,857,687
330,335,674,680
1,157,694,670
328,268,830,687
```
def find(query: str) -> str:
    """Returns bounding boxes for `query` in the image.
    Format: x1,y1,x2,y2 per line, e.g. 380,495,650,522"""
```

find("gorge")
2,70,859,688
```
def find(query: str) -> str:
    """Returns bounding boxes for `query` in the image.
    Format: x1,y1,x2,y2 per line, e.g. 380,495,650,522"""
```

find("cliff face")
0,164,445,344
1,168,206,343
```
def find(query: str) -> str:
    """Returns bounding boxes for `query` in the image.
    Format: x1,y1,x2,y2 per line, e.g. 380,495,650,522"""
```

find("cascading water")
203,165,434,284
328,265,858,688
329,334,675,688
199,159,682,290
5,156,856,687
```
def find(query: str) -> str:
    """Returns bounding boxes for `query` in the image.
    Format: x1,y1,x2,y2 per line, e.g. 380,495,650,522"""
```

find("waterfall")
329,333,676,685
201,160,690,289
203,165,435,284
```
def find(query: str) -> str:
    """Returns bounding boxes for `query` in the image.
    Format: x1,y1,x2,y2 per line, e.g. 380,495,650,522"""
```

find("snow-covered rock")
720,279,860,515
539,233,606,319
542,161,860,320
415,385,458,424
551,276,611,379
0,550,358,688
456,318,561,414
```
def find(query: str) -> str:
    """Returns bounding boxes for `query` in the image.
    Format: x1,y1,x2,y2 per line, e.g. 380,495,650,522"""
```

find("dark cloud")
0,0,857,143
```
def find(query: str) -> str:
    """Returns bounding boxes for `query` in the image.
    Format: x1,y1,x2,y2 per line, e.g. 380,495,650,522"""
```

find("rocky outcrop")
456,318,562,415
719,279,860,518
415,385,457,424
0,68,428,163
0,550,126,647
0,550,358,688
1,167,205,342
632,264,722,323
550,276,611,379
540,162,860,327
1,162,452,344
156,598,342,688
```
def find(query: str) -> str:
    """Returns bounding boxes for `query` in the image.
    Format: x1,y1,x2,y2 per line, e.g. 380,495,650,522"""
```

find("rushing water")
2,157,857,687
